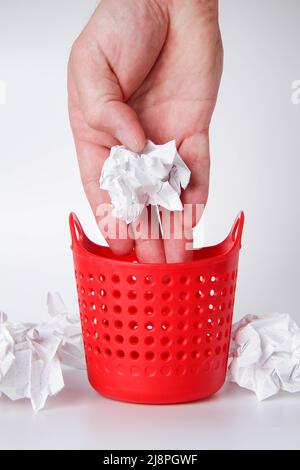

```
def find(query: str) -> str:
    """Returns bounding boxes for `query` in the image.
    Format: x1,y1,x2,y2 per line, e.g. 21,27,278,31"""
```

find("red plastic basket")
70,211,244,404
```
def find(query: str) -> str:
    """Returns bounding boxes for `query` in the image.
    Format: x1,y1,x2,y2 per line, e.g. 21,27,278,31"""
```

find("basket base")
87,368,226,405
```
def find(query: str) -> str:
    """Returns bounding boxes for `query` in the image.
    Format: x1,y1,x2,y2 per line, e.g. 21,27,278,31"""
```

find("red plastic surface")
70,211,244,404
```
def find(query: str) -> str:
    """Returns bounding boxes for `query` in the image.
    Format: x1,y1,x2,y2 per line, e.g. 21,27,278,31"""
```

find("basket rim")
69,211,244,269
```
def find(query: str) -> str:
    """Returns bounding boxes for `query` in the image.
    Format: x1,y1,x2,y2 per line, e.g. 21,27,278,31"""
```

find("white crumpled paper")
0,293,84,411
100,140,191,223
228,313,300,400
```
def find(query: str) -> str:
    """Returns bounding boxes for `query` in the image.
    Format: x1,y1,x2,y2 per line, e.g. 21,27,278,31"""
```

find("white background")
0,0,299,450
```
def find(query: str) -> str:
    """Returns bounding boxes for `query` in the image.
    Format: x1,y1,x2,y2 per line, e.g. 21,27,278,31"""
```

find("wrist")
160,0,219,19
161,0,218,9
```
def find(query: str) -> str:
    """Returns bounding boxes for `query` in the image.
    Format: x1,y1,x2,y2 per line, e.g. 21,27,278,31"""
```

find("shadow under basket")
70,211,244,404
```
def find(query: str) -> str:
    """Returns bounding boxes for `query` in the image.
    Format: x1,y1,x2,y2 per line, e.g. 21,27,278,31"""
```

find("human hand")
68,0,223,263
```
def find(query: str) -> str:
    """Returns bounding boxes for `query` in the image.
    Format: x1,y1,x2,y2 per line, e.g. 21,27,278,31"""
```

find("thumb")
69,38,145,152
99,101,146,153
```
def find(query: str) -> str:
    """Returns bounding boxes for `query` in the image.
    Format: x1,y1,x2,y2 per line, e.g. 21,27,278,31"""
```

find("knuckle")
69,36,84,65
83,105,103,130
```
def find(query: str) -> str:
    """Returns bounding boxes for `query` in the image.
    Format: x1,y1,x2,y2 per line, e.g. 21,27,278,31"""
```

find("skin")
68,0,223,263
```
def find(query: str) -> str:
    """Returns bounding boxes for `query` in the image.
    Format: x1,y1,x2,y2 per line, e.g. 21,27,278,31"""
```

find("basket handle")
229,211,244,249
69,212,84,249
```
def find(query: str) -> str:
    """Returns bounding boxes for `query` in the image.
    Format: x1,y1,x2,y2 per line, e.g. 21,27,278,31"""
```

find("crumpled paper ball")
100,140,191,223
0,293,85,411
228,313,300,400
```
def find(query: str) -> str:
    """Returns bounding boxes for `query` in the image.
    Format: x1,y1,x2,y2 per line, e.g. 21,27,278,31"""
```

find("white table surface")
0,368,299,450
